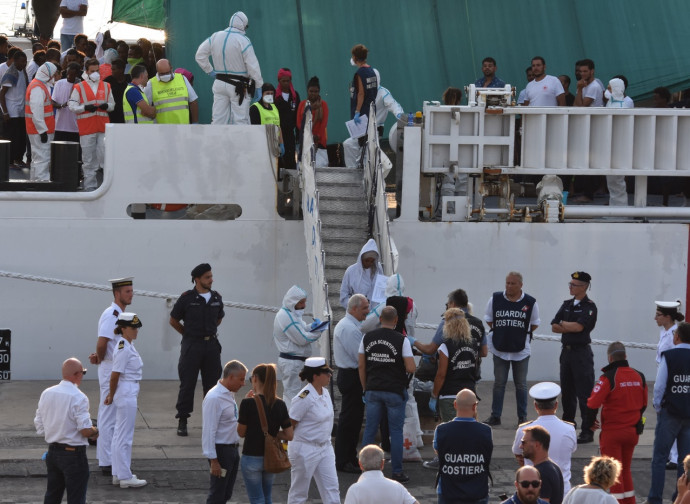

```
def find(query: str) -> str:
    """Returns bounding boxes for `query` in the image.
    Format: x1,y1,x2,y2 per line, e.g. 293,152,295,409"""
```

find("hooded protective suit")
360,273,418,337
195,11,264,125
339,239,384,308
273,285,323,408
605,78,633,206
26,62,58,181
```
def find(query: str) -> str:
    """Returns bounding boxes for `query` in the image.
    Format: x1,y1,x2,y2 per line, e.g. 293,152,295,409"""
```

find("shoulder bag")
254,395,291,473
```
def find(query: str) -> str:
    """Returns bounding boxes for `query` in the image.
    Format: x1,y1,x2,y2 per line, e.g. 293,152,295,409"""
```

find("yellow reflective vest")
122,84,154,124
149,74,190,124
251,102,280,126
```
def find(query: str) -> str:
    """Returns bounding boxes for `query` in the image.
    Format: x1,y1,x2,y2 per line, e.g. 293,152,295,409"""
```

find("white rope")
0,270,281,314
414,322,657,350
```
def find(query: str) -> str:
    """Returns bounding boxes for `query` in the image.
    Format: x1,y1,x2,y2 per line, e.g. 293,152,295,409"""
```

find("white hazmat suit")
339,239,384,308
27,62,59,181
273,285,324,409
195,11,263,125
605,78,632,207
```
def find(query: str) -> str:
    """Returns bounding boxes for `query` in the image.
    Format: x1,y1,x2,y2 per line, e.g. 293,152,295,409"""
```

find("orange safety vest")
74,80,110,135
24,80,55,135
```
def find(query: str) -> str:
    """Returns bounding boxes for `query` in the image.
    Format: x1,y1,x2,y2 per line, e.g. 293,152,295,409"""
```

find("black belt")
279,352,307,361
215,73,249,85
563,343,590,350
216,443,240,448
49,443,86,452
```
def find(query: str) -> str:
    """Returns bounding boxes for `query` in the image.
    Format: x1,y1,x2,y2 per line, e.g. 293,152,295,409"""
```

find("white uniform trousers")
28,133,53,181
79,132,105,191
287,441,340,504
96,361,117,467
606,175,628,206
211,80,249,125
343,137,364,168
111,381,139,480
278,357,305,410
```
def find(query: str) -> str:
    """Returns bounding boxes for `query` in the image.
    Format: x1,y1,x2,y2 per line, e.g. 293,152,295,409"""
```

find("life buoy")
149,204,188,212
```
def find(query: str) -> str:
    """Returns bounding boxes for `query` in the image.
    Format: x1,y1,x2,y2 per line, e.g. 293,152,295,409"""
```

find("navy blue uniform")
171,288,225,419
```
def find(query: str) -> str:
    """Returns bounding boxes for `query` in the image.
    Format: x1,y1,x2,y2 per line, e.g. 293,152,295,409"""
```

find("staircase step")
315,168,364,185
320,213,367,227
324,254,359,269
317,184,365,199
321,227,369,241
319,199,368,213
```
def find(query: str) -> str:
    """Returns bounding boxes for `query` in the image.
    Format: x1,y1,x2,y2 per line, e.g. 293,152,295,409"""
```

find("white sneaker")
119,476,147,488
112,475,119,486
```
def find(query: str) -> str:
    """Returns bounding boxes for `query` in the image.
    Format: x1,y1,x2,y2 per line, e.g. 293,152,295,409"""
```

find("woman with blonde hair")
563,456,620,504
237,363,293,503
431,308,481,421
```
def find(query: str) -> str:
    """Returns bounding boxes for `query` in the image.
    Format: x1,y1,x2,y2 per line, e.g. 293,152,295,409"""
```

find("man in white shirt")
202,360,247,504
574,59,604,107
34,358,99,504
344,444,419,504
59,0,88,51
523,57,565,107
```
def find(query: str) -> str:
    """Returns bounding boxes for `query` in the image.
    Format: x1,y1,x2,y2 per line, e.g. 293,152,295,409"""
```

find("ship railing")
363,105,397,275
298,107,332,361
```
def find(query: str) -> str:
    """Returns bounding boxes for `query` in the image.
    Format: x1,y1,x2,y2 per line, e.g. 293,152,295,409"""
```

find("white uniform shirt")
59,0,88,35
582,79,604,107
525,75,564,106
657,324,677,364
194,14,263,87
485,291,541,361
344,470,417,504
201,381,240,459
112,338,143,381
333,313,364,369
97,302,121,362
512,415,577,493
289,383,334,444
34,380,92,446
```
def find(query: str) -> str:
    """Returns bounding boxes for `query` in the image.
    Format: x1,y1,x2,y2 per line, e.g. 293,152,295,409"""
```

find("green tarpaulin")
112,0,166,29
130,0,690,141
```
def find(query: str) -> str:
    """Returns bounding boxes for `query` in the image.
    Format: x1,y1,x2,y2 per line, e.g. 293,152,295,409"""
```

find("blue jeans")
60,33,75,51
491,355,529,419
648,408,690,504
44,446,90,504
241,454,275,504
362,389,407,474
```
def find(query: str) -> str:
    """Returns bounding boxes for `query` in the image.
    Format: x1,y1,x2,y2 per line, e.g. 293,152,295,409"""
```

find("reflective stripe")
26,111,54,118
155,96,189,105
156,105,189,113
150,74,190,124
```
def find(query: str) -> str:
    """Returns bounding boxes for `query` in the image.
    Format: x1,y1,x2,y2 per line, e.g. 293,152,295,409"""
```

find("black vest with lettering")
362,327,407,396
492,292,536,352
662,347,690,417
350,66,378,118
437,420,492,501
439,337,480,396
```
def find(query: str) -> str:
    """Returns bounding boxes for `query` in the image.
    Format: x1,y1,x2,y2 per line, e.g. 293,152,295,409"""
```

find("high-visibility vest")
24,80,55,135
122,84,154,124
74,80,110,135
251,102,280,126
149,74,190,124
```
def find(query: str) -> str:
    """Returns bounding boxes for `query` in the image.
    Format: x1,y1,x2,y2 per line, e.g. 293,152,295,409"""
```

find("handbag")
254,395,291,473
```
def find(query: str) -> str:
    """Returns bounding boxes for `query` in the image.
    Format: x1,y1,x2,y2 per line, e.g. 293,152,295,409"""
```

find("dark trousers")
559,345,594,431
280,129,297,170
7,117,26,163
176,336,222,419
44,446,89,504
207,444,239,504
335,368,365,467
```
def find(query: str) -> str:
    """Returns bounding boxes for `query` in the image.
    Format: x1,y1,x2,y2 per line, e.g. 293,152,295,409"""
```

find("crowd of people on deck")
34,248,690,504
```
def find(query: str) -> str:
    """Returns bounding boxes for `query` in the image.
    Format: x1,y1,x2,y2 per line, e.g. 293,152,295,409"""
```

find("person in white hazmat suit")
339,238,384,308
195,11,263,125
605,77,632,207
360,273,424,450
26,62,59,181
343,69,397,174
273,285,327,409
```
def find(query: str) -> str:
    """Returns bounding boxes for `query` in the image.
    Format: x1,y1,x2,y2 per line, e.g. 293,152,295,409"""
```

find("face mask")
350,57,356,67
294,309,304,317
263,94,274,104
158,73,173,83
88,71,100,82
604,89,612,100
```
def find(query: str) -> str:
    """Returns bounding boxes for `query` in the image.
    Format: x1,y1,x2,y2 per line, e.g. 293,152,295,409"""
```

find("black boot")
177,418,188,437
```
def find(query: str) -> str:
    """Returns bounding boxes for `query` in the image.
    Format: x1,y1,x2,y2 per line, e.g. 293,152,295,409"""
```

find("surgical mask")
350,57,356,67
294,309,304,317
263,94,274,104
88,71,100,82
158,73,173,83
604,89,612,100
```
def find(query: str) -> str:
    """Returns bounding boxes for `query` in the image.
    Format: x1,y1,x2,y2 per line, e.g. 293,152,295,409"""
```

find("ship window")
126,204,242,220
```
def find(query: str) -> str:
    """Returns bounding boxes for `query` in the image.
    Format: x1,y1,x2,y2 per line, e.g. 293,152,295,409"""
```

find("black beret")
191,263,212,280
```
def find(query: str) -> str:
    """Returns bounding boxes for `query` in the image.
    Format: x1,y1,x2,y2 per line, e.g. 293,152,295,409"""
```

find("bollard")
0,139,10,182
50,141,80,191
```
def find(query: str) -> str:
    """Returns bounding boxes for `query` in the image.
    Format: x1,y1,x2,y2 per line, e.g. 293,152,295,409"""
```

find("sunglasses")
518,480,541,489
